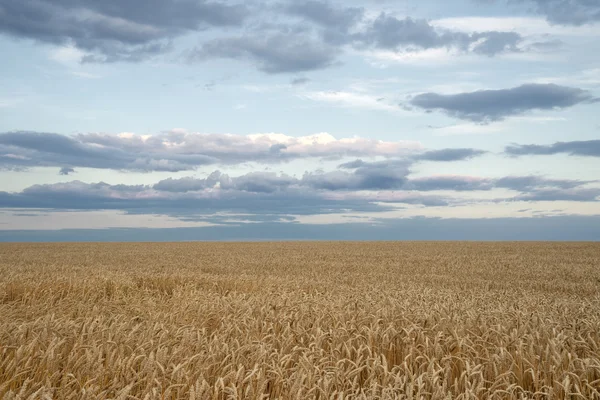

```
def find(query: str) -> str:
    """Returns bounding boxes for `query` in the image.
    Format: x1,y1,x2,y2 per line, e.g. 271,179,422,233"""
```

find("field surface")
1,242,600,399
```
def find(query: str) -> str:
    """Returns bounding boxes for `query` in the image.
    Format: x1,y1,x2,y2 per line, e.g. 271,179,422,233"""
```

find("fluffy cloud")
0,0,554,71
194,11,529,73
414,148,487,161
513,188,600,202
359,14,522,56
495,176,590,190
483,0,600,26
59,167,75,176
410,84,597,122
505,140,600,157
0,130,422,172
285,1,364,33
1,166,596,224
189,33,340,73
529,0,600,25
0,178,400,219
0,0,247,62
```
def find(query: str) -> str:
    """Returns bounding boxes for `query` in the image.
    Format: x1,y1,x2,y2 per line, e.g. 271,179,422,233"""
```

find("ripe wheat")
1,242,599,399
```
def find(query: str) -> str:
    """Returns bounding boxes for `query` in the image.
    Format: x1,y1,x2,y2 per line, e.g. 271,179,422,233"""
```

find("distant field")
1,242,599,399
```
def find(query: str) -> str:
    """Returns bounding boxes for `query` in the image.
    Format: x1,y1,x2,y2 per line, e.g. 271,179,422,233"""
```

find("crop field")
1,242,599,399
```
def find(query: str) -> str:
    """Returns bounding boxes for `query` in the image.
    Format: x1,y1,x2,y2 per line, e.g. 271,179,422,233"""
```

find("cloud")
495,175,599,202
291,77,310,85
505,140,600,157
359,14,523,56
406,176,493,191
285,1,364,33
490,0,600,26
301,91,399,112
0,178,399,219
152,172,223,192
337,160,591,196
338,148,487,166
0,0,546,72
303,159,411,191
0,130,422,172
0,166,596,227
0,0,248,62
410,83,597,122
190,33,340,73
153,161,413,193
513,188,600,202
495,176,590,190
226,171,298,193
189,5,532,73
415,148,487,161
59,167,75,175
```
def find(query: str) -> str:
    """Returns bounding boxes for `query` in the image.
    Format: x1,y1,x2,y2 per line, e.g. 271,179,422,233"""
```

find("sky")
0,0,599,241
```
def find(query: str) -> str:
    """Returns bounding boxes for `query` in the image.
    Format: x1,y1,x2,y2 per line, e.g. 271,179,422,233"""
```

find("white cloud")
300,90,404,112
429,123,504,136
295,200,600,224
531,68,600,88
367,48,463,66
70,71,102,79
432,17,600,37
428,115,567,136
49,45,87,65
0,130,424,173
0,99,14,108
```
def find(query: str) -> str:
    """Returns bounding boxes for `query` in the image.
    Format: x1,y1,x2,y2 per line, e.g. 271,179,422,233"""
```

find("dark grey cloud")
513,188,600,202
0,131,155,170
304,159,411,191
286,4,522,56
359,14,522,56
0,167,597,227
189,33,339,73
338,159,368,169
59,167,75,176
495,175,599,202
0,179,397,219
0,0,247,62
0,0,544,72
188,3,531,73
406,176,493,191
337,148,487,168
410,84,597,123
505,140,600,158
529,0,600,25
152,172,224,192
336,160,592,197
285,1,364,31
469,31,522,56
482,0,600,25
152,161,412,193
291,77,310,85
154,170,299,194
495,176,590,191
415,148,487,162
0,130,417,172
283,1,365,46
3,215,600,241
225,171,297,193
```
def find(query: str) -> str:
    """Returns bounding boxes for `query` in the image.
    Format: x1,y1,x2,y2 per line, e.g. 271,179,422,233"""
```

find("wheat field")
0,242,599,399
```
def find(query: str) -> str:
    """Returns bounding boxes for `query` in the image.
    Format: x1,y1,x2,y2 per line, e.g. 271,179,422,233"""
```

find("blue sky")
0,0,599,241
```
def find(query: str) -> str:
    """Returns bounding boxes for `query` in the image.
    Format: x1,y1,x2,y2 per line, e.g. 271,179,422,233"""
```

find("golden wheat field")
1,242,599,399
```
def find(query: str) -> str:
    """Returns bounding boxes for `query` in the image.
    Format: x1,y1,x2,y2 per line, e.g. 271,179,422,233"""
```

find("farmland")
1,242,599,399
